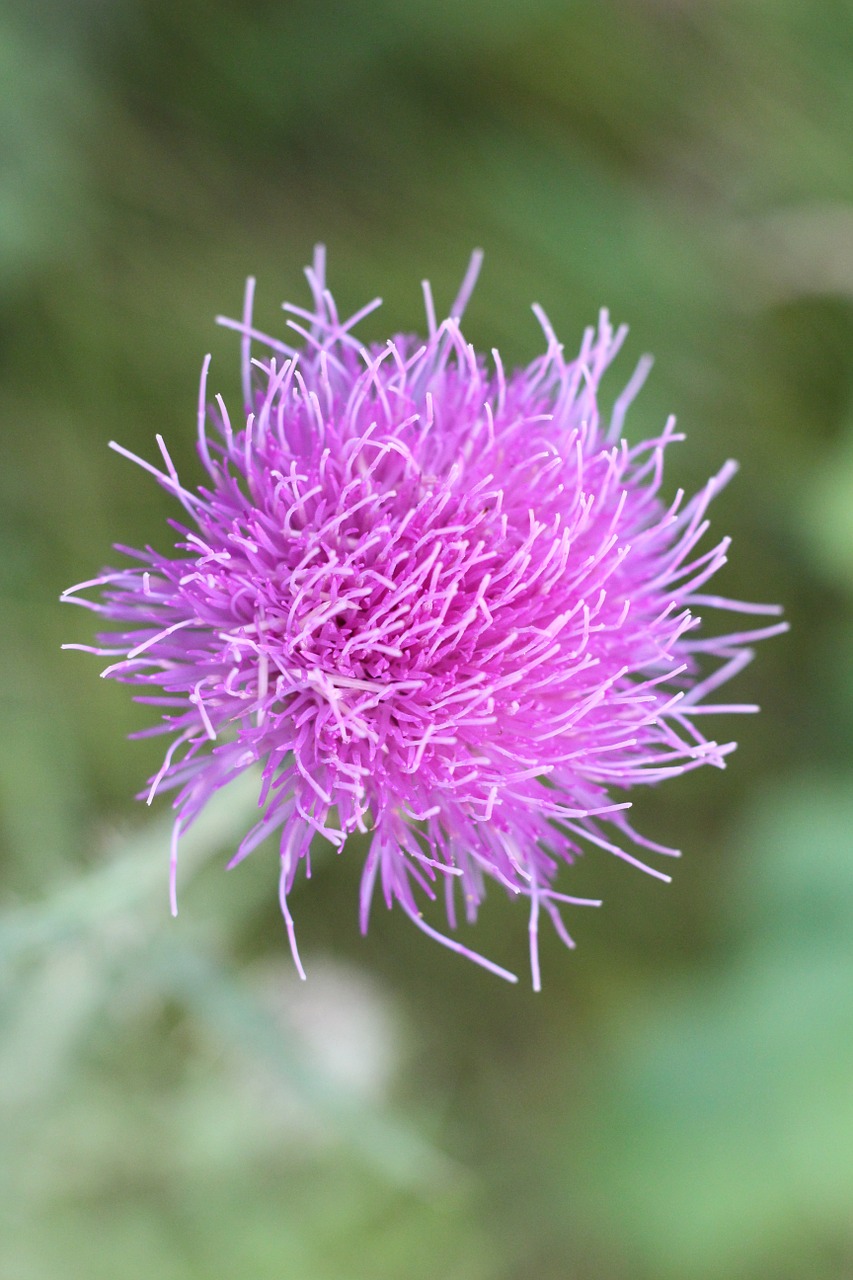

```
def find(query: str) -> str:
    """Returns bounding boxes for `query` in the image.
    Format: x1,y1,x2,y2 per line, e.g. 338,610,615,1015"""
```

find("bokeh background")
2,1,852,1277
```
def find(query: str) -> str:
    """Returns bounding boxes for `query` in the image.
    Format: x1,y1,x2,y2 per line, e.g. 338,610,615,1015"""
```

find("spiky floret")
63,249,785,987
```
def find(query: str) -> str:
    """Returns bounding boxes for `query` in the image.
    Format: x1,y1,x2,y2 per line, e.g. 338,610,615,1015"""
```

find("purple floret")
64,249,785,987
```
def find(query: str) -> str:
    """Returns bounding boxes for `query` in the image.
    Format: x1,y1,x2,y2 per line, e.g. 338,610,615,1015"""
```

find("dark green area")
2,2,852,1276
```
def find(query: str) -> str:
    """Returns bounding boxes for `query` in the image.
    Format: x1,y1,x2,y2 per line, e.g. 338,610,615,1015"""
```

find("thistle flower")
63,250,785,987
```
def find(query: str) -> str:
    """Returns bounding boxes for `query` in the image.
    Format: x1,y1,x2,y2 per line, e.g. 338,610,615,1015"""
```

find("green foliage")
2,1,851,1275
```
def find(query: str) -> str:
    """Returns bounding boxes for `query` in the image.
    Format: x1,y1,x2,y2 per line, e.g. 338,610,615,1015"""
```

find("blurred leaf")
151,939,460,1191
561,778,853,1278
800,412,853,590
0,772,261,964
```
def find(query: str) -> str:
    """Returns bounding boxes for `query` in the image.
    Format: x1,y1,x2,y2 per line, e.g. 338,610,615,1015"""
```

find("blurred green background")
2,1,852,1277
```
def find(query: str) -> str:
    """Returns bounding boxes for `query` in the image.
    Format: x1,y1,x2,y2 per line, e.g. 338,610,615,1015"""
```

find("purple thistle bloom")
64,249,785,988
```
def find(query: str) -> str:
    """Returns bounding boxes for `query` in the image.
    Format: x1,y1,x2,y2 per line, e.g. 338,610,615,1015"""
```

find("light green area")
2,2,851,1276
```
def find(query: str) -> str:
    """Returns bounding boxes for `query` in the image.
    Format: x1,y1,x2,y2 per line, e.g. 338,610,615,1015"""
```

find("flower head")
64,249,785,987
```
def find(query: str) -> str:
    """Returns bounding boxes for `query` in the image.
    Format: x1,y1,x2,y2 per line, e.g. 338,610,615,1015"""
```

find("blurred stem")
0,772,261,964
